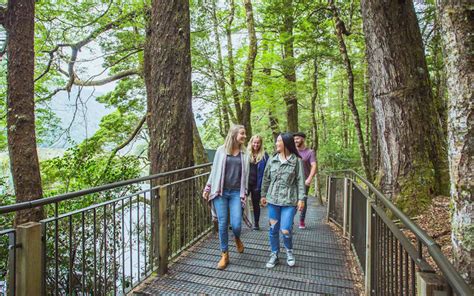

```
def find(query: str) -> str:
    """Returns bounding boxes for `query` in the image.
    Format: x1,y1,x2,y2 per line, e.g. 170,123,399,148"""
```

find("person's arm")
305,150,317,186
260,161,271,207
296,159,306,211
203,148,220,199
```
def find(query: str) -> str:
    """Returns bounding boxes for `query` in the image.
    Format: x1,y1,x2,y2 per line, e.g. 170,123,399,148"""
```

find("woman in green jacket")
261,132,305,268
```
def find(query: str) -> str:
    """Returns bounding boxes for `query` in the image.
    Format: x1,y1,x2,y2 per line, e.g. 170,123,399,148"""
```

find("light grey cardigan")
204,145,250,201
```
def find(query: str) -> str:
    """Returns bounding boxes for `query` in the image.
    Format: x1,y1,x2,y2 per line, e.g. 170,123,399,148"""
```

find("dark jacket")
255,152,269,191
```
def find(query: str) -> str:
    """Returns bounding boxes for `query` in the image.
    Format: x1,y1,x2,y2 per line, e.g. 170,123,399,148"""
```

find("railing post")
343,178,349,237
152,185,160,270
326,176,331,222
416,272,452,296
365,199,373,295
15,222,42,296
158,186,169,276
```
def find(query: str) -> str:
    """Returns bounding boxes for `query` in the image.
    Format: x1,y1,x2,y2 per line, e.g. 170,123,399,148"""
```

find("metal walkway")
137,199,358,295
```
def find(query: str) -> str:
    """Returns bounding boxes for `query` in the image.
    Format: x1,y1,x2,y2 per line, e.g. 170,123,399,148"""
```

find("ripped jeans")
267,203,297,253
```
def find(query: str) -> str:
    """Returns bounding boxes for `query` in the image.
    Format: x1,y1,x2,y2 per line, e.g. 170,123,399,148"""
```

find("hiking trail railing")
0,163,212,296
323,170,472,296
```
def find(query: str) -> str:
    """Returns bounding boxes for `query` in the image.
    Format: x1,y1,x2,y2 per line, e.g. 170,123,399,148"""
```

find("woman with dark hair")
261,132,305,268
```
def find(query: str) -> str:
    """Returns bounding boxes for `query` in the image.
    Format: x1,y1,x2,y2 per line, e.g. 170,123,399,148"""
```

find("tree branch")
94,115,147,186
73,68,141,86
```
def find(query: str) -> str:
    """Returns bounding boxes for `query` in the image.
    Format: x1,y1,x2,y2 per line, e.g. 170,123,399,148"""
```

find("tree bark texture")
330,0,372,181
311,59,322,204
144,0,194,178
211,1,231,131
281,0,298,132
6,0,44,225
241,0,257,138
361,0,450,215
437,0,473,287
226,0,242,124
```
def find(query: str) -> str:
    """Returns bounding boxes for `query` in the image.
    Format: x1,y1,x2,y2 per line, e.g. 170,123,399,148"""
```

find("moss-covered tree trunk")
437,0,473,287
360,0,449,215
3,0,44,225
281,0,298,132
144,0,194,176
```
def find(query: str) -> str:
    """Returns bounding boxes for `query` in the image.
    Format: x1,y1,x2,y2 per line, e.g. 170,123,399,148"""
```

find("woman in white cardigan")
203,124,250,270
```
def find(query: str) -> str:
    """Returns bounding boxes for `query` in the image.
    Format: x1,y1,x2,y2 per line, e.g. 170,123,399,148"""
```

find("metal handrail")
0,162,212,215
326,169,472,295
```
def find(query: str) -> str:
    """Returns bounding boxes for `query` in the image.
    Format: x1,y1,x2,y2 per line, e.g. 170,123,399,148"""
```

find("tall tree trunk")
4,0,44,225
281,0,298,132
432,16,448,139
145,0,194,177
241,0,257,138
370,94,379,173
311,59,323,204
437,1,473,288
340,81,348,148
192,117,208,165
226,0,242,123
361,0,450,215
330,0,372,181
262,38,280,142
211,1,232,130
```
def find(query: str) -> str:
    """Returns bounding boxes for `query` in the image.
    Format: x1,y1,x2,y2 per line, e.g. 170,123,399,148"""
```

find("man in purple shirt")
293,132,316,229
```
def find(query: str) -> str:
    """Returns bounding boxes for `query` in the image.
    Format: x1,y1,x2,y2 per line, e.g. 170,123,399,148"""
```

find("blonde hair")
247,135,265,163
224,124,246,154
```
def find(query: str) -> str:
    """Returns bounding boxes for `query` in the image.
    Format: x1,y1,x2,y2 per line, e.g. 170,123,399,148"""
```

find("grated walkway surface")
137,199,358,295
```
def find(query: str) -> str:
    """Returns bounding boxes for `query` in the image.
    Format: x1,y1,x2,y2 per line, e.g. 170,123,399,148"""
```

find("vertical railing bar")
143,192,147,276
395,236,399,295
93,207,97,296
411,258,416,296
103,204,107,294
121,198,125,295
137,194,141,282
390,231,394,294
41,223,47,296
149,181,154,273
417,239,423,261
375,214,380,295
405,250,409,295
381,221,385,295
399,240,403,296
54,202,59,296
81,211,85,296
129,195,133,287
68,215,73,295
113,201,117,296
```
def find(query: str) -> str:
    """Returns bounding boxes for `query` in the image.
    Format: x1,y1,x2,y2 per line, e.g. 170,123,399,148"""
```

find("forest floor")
329,195,453,296
404,195,453,270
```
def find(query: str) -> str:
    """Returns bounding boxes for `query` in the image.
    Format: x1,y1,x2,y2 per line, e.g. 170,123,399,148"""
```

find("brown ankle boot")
217,251,229,270
235,237,244,253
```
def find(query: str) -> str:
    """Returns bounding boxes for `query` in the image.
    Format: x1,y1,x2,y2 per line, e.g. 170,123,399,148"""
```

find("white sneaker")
266,252,279,268
286,249,295,267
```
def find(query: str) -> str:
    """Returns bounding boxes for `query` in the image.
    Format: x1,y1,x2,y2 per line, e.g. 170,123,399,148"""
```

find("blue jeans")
213,189,242,252
268,203,297,253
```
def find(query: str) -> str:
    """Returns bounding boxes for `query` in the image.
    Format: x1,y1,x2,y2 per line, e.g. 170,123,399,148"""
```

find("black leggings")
249,187,261,226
